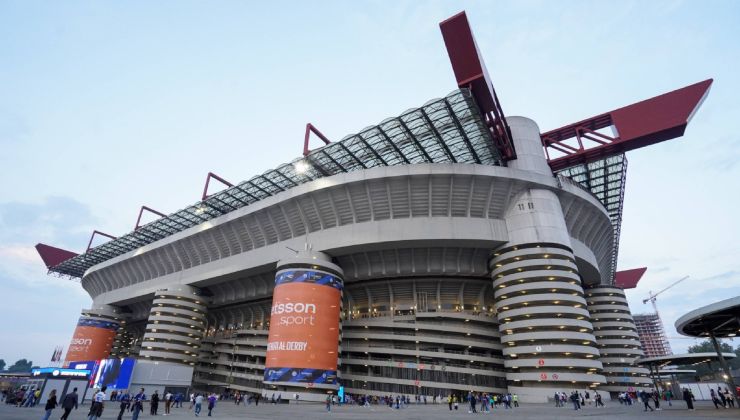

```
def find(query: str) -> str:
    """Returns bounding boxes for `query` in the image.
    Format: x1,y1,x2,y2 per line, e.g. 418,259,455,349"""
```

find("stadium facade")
36,12,712,402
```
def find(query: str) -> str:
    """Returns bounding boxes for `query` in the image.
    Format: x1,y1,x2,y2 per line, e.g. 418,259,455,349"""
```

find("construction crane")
643,275,690,319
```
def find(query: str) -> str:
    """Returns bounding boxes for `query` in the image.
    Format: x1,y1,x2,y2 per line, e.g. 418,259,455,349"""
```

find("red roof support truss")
303,123,331,157
542,79,712,172
439,11,515,161
134,205,167,230
86,230,117,253
202,172,234,201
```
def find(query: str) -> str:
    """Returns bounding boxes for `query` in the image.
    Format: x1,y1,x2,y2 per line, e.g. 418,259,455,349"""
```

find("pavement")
1,400,739,419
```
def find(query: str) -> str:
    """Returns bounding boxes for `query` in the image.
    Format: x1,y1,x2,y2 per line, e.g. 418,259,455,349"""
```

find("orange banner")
64,321,118,365
265,282,341,371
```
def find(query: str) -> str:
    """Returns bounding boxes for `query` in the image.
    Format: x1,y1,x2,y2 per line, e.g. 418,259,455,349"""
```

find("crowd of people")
1,383,737,417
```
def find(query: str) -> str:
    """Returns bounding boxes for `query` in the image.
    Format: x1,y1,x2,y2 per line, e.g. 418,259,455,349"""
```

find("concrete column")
585,286,652,396
263,249,344,402
492,117,605,402
139,285,208,365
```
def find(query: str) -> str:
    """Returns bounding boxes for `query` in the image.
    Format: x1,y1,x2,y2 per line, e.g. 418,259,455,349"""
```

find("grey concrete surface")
2,400,739,420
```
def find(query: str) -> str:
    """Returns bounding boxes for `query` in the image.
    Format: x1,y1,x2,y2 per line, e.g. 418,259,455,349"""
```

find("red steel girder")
615,267,648,289
202,172,234,201
303,123,331,157
35,243,78,269
543,79,713,172
86,230,117,253
440,11,515,161
134,205,167,230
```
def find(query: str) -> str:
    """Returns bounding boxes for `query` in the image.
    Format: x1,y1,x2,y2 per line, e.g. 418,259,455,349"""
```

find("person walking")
131,388,146,420
117,392,131,420
594,391,604,407
640,390,654,412
165,391,173,415
194,394,204,417
41,389,57,420
710,388,722,409
652,389,661,410
325,395,331,412
88,386,107,420
207,393,217,416
682,388,694,411
60,387,79,420
151,390,160,415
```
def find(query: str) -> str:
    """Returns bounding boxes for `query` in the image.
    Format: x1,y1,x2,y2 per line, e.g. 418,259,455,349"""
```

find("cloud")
0,196,96,288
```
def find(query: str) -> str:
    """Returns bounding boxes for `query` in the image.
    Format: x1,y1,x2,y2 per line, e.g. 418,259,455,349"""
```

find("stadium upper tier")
47,88,508,279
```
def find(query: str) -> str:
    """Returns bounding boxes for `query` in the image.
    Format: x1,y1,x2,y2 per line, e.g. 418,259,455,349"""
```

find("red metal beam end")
135,205,167,230
202,172,234,201
303,123,331,157
35,243,78,269
439,11,515,161
544,79,713,171
86,230,117,253
614,267,648,289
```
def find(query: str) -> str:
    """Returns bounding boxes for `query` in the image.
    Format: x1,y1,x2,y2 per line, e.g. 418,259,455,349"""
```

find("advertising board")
64,318,119,365
264,269,342,385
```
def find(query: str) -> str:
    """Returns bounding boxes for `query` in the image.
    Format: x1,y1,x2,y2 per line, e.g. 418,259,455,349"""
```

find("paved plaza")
2,400,739,420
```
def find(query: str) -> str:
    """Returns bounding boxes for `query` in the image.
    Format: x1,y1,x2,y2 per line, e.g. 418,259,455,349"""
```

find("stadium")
35,12,711,403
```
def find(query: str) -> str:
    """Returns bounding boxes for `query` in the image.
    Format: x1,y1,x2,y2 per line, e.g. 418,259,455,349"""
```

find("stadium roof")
42,89,507,278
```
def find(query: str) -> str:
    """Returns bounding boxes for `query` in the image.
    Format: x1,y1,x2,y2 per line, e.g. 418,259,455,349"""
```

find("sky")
0,0,738,367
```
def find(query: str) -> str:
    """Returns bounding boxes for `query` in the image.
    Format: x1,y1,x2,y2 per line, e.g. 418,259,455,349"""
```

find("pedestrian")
724,388,735,408
131,389,146,420
194,394,204,416
207,393,217,416
325,395,331,412
652,390,661,410
60,387,79,420
165,391,173,415
682,388,694,410
448,394,453,410
710,388,722,409
640,390,654,412
117,392,131,420
665,389,672,406
151,390,160,415
88,386,107,420
595,392,604,407
41,389,57,420
718,387,727,408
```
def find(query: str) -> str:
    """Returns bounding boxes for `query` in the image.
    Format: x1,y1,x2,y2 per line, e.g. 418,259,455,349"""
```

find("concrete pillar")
585,286,652,395
139,285,208,365
492,117,605,402
264,249,344,402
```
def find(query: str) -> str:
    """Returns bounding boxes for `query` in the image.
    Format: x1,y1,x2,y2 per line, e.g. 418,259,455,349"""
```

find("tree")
6,359,33,373
687,340,733,354
0,359,5,371
684,339,740,375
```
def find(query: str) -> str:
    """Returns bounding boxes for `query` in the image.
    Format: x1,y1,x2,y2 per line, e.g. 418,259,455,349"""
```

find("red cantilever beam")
439,11,515,160
543,79,713,171
614,267,648,289
135,205,167,230
303,123,331,156
35,243,78,269
86,230,117,253
202,172,234,201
